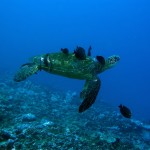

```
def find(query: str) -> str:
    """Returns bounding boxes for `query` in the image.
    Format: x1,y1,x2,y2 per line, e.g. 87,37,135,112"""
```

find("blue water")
0,0,150,120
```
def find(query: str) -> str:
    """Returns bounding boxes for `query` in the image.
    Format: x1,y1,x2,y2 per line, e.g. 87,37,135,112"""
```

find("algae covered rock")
22,113,36,122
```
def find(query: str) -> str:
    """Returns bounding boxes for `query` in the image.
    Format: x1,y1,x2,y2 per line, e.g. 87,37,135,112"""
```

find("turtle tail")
14,63,39,82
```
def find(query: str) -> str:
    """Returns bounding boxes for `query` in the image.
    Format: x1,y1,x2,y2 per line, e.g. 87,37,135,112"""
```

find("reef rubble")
0,77,150,150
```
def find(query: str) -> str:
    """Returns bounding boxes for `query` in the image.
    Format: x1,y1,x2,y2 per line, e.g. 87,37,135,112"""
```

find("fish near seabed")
14,46,120,113
119,104,132,118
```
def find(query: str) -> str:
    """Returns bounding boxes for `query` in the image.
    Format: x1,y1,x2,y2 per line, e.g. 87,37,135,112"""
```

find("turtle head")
98,55,120,73
107,55,120,67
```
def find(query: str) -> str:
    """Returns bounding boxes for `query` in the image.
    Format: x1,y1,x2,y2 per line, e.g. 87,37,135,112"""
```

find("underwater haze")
0,0,150,122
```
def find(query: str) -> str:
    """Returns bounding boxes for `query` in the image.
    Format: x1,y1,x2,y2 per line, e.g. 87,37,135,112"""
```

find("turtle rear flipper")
14,63,39,82
79,76,101,113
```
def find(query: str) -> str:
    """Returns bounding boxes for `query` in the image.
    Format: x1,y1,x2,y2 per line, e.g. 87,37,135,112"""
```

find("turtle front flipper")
14,63,39,82
79,76,101,113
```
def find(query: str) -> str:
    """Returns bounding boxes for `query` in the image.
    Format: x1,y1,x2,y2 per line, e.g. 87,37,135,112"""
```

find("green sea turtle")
14,47,120,113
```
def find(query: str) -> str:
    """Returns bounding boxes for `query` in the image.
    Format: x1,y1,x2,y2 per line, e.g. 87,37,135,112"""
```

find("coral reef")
0,76,149,150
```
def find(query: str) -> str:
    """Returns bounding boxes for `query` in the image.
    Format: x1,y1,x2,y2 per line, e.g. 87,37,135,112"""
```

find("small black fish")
61,48,69,54
74,46,86,60
119,104,131,118
87,46,92,56
96,56,105,65
43,53,49,67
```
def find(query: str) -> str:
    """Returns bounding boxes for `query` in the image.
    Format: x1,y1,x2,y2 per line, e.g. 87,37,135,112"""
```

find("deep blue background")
0,0,150,120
